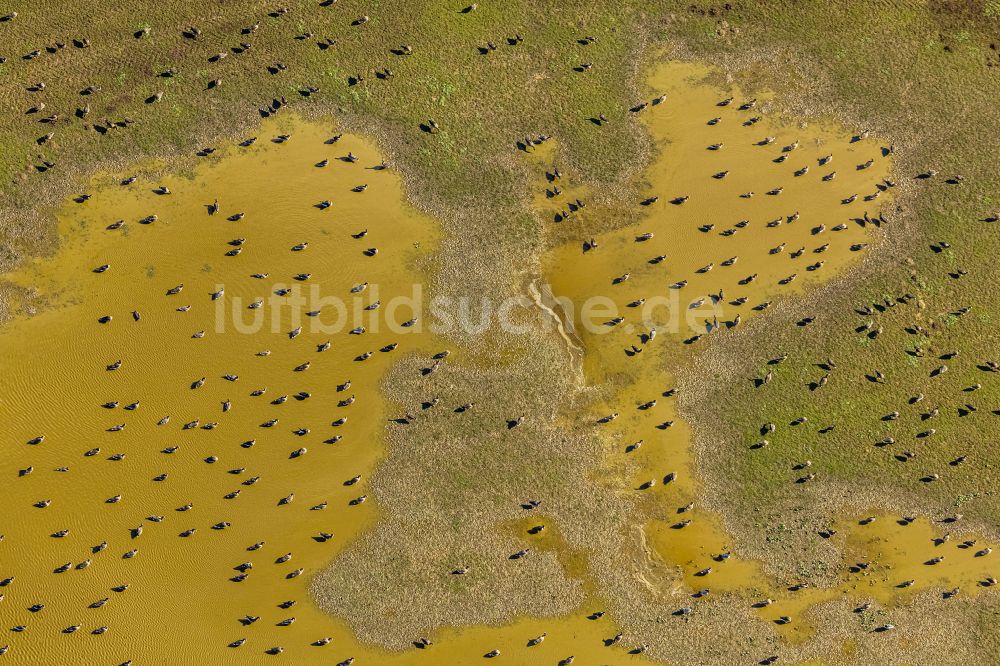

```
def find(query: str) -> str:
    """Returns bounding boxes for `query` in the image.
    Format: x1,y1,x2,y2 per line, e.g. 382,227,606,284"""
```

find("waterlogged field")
1,62,996,666
0,115,664,666
539,62,997,643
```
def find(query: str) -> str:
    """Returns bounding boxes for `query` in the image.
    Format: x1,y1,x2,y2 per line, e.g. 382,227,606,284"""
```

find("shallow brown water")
0,116,445,664
539,61,996,644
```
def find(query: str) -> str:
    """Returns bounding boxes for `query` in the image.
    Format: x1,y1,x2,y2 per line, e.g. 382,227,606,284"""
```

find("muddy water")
539,62,996,642
0,116,442,664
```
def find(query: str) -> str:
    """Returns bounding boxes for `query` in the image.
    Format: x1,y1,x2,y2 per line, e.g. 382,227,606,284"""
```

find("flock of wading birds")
3,3,1000,663
531,96,1000,646
4,138,397,664
4,116,994,664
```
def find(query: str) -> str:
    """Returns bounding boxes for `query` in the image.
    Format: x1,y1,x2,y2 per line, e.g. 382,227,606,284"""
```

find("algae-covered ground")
2,1,1000,664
